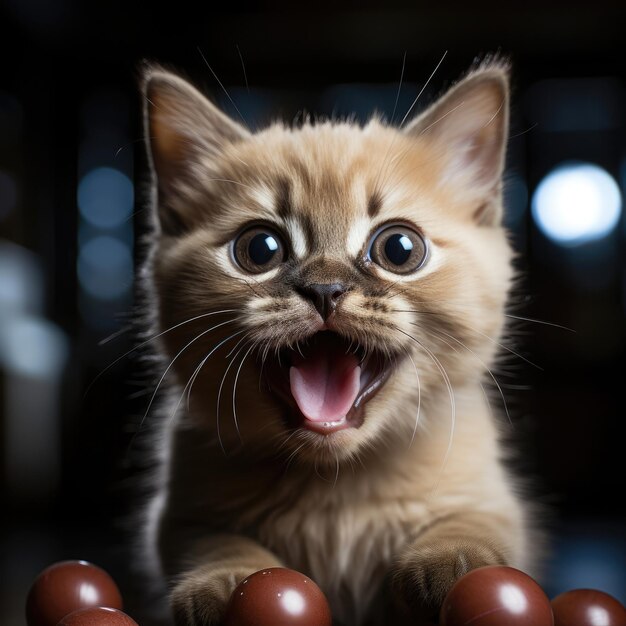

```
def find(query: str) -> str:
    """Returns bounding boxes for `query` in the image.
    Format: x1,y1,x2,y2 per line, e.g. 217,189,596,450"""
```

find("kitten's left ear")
404,61,510,225
142,65,250,234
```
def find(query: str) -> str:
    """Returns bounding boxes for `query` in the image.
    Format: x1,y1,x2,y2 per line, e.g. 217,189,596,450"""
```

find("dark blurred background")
1,1,626,622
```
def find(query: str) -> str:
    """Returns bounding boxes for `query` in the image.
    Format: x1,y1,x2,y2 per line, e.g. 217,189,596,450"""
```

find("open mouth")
262,331,396,435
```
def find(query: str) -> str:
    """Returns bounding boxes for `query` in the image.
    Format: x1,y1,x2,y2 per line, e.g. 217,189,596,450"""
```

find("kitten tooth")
324,418,346,427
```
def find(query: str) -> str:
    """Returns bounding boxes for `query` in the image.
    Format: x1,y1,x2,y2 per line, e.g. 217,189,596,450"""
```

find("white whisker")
169,329,247,425
504,313,576,332
399,50,448,127
205,177,258,192
395,326,456,493
197,46,248,127
390,50,407,125
186,329,247,411
216,338,250,453
284,441,307,474
404,351,422,446
232,343,256,442
236,44,250,94
137,318,239,436
372,51,447,203
84,309,239,398
429,326,513,427
418,101,466,136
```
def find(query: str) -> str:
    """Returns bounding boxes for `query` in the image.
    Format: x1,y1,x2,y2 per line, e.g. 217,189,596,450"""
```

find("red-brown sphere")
224,567,332,626
26,560,123,626
439,566,554,626
552,589,626,626
57,607,138,625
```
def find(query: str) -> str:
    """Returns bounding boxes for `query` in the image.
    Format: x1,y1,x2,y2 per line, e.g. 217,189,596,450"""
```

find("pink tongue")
289,347,361,423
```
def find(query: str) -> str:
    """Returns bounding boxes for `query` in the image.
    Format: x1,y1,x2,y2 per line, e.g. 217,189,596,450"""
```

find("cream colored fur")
138,59,539,625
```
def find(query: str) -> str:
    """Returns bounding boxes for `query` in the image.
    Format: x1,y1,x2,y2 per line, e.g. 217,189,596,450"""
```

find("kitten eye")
367,224,427,274
233,226,286,273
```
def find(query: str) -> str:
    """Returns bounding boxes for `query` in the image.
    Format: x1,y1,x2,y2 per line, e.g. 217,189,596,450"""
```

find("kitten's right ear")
403,60,510,225
142,66,250,235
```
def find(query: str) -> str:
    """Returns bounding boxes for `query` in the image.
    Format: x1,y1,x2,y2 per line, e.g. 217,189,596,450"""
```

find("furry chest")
256,498,427,625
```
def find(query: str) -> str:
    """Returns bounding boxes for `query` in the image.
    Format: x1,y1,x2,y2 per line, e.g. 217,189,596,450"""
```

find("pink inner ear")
289,350,361,423
404,71,508,198
438,118,503,188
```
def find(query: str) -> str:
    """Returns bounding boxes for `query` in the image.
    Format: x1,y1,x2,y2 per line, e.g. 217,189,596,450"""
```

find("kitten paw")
390,538,507,619
170,566,248,626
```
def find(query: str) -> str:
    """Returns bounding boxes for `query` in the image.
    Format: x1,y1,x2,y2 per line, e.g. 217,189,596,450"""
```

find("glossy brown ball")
26,560,123,626
439,566,554,626
57,607,138,625
552,589,626,626
224,567,332,626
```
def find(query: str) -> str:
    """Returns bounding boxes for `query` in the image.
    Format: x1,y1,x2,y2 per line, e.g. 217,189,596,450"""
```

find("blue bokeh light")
0,314,68,378
546,533,626,603
531,163,622,246
77,235,133,300
77,166,133,229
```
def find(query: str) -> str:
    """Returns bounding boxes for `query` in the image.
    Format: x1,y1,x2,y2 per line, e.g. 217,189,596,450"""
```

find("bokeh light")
0,242,44,314
546,531,626,602
77,235,133,300
0,314,68,378
77,166,133,230
531,163,622,246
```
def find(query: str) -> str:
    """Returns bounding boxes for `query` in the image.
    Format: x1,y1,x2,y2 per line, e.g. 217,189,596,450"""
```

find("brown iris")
368,224,427,274
233,225,286,274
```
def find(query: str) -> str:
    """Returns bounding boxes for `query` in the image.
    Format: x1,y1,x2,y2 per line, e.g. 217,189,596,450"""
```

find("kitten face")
144,62,513,465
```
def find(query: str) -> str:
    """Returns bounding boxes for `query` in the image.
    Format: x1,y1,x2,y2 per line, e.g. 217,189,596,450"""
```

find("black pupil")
384,233,413,265
249,233,279,265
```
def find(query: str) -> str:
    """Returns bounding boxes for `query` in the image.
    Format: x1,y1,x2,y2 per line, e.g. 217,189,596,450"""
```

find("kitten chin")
135,57,543,626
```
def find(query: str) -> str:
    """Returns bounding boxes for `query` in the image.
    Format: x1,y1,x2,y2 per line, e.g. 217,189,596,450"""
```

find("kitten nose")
296,283,349,321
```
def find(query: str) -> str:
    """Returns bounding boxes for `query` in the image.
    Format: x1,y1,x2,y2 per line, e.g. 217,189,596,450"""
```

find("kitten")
139,58,538,625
